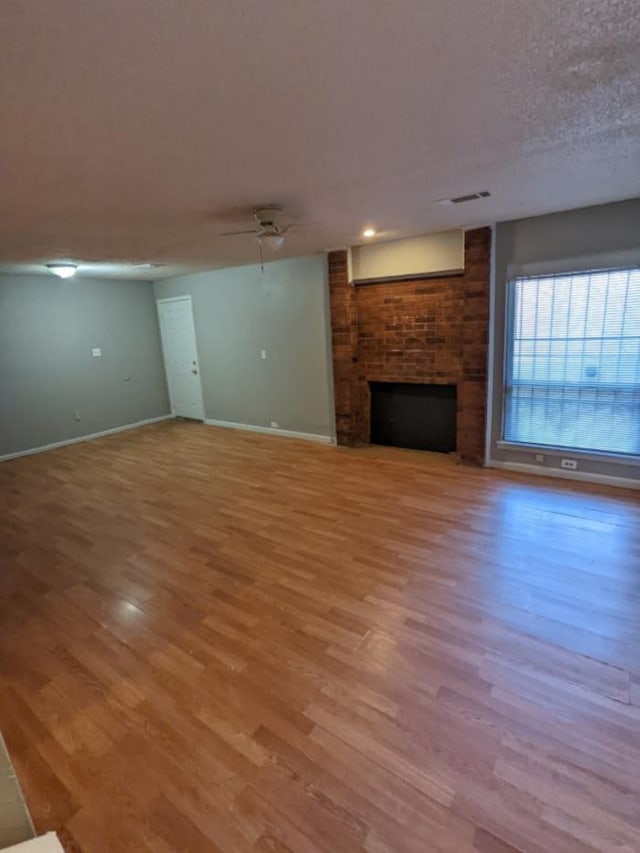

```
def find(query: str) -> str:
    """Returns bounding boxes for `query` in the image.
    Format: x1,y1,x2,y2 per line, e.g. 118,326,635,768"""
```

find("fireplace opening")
369,382,457,453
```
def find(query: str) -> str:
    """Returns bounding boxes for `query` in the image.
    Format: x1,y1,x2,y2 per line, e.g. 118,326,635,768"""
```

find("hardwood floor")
1,421,639,852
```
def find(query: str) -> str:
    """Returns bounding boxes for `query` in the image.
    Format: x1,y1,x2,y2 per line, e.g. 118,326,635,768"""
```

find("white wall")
351,230,463,282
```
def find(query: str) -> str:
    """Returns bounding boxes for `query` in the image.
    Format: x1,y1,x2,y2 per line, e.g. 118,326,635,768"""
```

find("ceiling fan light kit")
221,205,291,243
219,204,293,270
260,233,285,251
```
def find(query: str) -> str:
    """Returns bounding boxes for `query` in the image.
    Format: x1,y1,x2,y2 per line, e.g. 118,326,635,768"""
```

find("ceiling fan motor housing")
254,205,282,229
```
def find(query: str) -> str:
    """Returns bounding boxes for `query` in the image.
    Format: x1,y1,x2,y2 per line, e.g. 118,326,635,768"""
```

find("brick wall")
327,250,361,445
328,228,491,463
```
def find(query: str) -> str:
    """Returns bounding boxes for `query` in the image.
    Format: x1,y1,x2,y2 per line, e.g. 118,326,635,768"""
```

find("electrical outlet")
73,410,81,421
260,349,267,360
92,347,102,357
561,458,578,470
534,453,544,464
270,421,279,429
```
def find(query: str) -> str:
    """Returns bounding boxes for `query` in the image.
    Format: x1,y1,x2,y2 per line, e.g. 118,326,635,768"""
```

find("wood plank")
0,420,639,851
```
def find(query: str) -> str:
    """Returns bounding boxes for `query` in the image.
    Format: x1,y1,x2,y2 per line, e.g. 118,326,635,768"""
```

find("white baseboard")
487,459,640,490
0,415,173,462
204,418,335,445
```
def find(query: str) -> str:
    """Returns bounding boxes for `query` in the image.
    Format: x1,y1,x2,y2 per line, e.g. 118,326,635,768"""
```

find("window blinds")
504,267,640,456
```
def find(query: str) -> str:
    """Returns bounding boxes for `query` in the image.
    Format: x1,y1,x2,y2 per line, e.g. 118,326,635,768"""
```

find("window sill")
496,440,640,467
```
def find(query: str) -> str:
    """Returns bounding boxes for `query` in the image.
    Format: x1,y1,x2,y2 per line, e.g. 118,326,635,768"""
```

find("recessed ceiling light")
46,263,77,279
362,228,376,238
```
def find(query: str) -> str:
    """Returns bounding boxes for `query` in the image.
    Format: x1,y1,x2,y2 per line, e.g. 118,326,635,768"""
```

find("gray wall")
489,197,640,484
154,254,336,439
0,274,170,456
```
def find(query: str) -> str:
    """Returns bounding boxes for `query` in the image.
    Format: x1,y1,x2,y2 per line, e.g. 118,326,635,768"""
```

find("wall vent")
437,191,491,206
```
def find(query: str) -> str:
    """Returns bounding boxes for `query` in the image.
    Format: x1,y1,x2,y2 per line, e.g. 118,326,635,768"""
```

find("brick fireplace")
328,228,491,464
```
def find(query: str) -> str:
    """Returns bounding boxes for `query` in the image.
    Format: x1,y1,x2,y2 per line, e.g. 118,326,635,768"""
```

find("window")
503,267,640,456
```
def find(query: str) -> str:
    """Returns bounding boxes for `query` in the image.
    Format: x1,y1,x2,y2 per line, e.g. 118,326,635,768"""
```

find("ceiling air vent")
436,191,491,206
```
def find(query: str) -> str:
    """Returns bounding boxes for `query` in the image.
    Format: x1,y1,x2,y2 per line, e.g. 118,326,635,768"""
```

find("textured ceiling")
1,0,639,278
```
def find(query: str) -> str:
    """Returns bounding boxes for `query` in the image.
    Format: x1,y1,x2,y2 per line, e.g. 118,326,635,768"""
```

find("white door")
157,296,205,420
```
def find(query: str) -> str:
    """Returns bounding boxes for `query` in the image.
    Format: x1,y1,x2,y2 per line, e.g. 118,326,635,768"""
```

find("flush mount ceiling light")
46,263,77,279
362,228,376,238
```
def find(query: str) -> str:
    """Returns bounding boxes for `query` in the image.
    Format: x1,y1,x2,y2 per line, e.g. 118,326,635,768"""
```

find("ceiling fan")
151,203,300,272
220,205,293,252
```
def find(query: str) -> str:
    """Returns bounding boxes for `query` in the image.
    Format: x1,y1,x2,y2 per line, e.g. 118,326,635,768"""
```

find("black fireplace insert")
369,382,457,453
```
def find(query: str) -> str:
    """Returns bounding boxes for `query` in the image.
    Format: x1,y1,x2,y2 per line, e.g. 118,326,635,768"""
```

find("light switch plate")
92,347,102,357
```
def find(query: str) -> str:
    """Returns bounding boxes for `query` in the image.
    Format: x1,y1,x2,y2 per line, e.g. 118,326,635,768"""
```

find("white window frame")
498,262,640,465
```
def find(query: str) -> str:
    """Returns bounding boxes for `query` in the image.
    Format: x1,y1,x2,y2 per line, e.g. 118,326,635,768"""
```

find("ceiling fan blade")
220,228,259,236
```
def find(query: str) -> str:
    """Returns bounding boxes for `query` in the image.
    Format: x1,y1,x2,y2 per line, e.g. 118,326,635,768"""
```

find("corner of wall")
484,223,498,467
